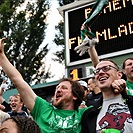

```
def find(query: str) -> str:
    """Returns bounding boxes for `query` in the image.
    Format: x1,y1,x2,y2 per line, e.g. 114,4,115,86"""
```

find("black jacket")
86,92,102,107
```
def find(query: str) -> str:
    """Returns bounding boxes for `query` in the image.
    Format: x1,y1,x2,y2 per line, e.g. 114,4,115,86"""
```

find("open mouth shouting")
11,104,17,110
55,93,62,101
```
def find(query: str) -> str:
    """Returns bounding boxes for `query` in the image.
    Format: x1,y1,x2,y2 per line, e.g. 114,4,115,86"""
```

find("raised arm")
0,38,37,111
75,24,99,68
88,46,99,68
0,87,5,104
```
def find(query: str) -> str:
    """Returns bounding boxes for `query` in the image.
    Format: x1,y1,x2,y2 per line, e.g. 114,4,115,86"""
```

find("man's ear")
20,102,24,107
117,71,123,79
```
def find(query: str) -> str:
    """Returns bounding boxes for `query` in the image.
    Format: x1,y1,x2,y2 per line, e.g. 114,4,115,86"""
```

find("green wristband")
102,128,120,133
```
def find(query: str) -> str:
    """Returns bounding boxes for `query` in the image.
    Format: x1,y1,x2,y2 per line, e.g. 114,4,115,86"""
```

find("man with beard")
0,38,127,133
0,38,93,133
81,59,133,133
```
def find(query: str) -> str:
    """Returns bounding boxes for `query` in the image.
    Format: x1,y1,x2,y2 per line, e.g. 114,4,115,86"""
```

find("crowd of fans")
0,0,132,132
0,36,132,133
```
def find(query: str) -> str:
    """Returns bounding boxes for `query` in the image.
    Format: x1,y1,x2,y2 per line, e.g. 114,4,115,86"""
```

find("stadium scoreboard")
62,0,133,80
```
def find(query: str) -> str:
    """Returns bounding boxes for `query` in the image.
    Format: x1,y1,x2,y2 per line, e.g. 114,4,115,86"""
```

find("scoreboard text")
65,0,133,67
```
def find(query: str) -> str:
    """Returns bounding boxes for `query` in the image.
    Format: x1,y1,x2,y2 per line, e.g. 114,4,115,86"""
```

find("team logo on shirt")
49,115,80,132
98,103,132,133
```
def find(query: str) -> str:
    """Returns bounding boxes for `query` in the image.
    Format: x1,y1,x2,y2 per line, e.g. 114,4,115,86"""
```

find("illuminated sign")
70,68,82,80
65,0,133,66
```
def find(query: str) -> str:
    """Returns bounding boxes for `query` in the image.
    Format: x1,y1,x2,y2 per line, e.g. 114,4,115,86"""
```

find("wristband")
102,128,120,133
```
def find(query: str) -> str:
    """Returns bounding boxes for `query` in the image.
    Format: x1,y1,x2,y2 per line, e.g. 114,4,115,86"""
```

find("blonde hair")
0,110,10,125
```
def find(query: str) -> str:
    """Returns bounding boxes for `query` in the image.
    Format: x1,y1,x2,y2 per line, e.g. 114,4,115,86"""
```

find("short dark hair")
3,116,41,133
59,78,84,110
122,58,133,69
98,59,119,70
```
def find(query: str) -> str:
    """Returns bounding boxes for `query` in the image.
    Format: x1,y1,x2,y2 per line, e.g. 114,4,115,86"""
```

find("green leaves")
0,0,52,86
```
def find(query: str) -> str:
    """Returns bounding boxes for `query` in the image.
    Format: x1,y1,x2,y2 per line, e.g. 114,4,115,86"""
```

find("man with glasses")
81,59,133,133
75,25,133,96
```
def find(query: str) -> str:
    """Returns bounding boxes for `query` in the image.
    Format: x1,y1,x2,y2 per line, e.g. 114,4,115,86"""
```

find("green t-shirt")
126,80,133,96
31,97,91,133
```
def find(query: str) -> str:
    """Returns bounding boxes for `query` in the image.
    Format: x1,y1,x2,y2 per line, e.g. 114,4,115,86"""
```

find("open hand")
74,36,98,56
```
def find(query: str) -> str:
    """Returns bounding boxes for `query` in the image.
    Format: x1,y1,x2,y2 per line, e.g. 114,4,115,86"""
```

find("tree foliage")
57,0,75,6
53,22,65,64
53,0,74,64
0,0,52,86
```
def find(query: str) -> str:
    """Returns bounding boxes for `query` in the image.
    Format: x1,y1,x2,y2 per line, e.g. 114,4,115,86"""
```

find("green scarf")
81,0,109,40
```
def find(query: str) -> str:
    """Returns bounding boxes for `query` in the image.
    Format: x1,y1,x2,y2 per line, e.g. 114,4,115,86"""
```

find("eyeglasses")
93,65,119,75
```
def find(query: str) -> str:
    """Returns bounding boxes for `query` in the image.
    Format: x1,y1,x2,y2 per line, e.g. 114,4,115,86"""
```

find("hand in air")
74,36,98,56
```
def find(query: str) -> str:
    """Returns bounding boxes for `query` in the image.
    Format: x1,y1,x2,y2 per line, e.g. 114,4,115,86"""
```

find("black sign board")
65,0,133,66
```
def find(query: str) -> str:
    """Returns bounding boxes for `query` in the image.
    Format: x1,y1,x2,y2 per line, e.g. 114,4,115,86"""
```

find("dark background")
68,1,133,63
